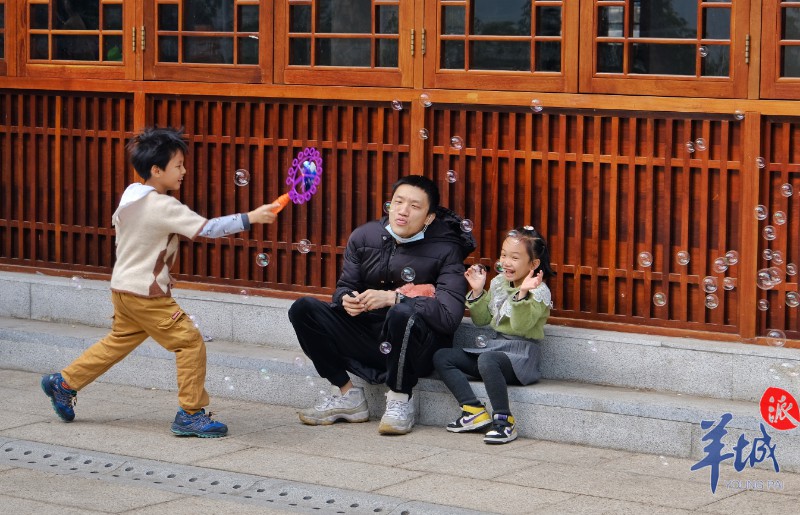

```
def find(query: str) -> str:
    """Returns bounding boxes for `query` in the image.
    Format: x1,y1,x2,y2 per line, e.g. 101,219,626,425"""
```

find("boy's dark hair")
392,175,440,214
511,226,555,278
126,127,189,180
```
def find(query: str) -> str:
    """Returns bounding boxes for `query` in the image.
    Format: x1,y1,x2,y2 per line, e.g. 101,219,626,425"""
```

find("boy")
41,127,278,437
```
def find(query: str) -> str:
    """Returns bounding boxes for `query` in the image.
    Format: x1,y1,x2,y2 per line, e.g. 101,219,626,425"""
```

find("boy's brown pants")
61,292,210,413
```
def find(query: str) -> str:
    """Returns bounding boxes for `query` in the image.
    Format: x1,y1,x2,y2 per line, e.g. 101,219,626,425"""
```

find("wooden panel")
147,95,411,293
424,104,748,333
761,0,800,99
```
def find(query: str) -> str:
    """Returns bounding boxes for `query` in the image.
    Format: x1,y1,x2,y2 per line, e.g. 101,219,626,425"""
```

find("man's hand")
343,289,395,316
247,203,280,224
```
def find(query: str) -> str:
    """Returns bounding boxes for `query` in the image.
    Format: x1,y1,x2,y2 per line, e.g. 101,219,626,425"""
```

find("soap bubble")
379,341,392,354
725,250,739,265
695,138,707,151
419,93,432,107
391,99,403,111
296,239,312,254
705,294,719,309
685,142,695,153
71,276,83,290
418,128,429,140
756,157,766,168
758,299,770,311
401,267,416,282
713,257,728,273
383,201,391,214
676,251,690,266
773,211,787,225
587,340,598,353
703,276,718,293
240,289,249,298
659,455,669,467
757,268,776,290
754,205,768,220
772,251,784,265
475,335,487,348
638,251,653,267
224,376,231,382
259,368,270,381
450,136,464,150
763,226,777,241
723,277,736,291
769,267,783,284
461,219,474,232
446,170,458,183
653,292,667,307
734,110,745,121
256,252,270,267
787,263,798,276
294,356,305,368
780,183,793,197
234,169,250,187
530,99,543,113
766,329,786,348
495,260,504,273
699,46,709,57
763,249,773,261
786,292,800,308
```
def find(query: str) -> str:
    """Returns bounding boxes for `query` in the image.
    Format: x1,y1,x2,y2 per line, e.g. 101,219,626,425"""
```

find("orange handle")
271,193,290,213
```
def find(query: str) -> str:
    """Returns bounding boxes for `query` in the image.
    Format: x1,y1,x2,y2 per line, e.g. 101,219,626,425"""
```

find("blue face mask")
385,224,426,244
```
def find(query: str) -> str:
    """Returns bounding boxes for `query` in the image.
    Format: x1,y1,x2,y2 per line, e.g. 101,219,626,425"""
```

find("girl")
433,226,554,444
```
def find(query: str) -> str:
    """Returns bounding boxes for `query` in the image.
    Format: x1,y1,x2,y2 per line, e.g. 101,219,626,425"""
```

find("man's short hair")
392,175,440,214
126,127,189,180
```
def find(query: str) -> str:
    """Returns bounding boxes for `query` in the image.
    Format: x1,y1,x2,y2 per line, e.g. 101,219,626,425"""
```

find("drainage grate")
0,439,475,515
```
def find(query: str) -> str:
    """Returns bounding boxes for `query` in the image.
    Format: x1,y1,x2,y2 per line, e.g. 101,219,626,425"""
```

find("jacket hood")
381,206,477,259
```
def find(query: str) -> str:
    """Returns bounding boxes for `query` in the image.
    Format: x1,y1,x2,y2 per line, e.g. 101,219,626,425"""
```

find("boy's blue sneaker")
171,408,228,438
40,373,77,422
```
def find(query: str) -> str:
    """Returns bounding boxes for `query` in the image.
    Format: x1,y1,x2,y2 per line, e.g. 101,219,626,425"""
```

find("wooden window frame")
579,0,749,98
0,0,9,75
274,0,414,87
19,0,136,79
761,0,800,99
423,0,578,92
143,0,271,83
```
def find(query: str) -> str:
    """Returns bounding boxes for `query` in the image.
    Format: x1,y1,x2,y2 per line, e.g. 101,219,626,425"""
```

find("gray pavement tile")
533,494,698,515
124,496,297,515
502,439,636,467
402,448,535,479
0,468,182,512
698,490,800,514
0,493,106,515
498,460,738,510
0,421,250,465
195,446,426,492
2,409,50,431
375,473,575,514
2,368,46,389
388,423,539,456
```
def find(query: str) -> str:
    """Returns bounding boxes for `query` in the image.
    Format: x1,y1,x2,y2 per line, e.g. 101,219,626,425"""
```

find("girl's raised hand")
518,269,544,298
464,264,487,296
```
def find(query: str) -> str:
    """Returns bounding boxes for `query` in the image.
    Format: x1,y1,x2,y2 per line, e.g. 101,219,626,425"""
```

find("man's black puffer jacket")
333,206,477,338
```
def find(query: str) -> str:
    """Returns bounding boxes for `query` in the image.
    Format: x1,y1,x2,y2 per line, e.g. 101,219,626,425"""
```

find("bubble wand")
272,147,323,213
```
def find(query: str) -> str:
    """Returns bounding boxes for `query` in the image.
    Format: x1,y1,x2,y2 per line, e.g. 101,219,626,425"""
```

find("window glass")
287,0,400,69
154,0,258,66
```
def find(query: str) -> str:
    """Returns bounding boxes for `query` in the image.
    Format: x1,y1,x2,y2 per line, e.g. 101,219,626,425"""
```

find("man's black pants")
288,297,442,395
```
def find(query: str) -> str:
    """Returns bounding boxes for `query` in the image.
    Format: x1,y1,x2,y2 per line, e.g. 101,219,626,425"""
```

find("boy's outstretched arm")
197,202,280,239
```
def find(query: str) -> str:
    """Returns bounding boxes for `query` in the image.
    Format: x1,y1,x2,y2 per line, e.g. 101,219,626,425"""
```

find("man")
288,175,476,434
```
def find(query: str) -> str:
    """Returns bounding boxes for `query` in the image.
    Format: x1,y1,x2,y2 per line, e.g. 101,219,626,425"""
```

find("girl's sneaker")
446,404,491,433
484,414,517,444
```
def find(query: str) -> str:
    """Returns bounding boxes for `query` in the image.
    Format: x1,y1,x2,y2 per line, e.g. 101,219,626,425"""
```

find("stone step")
2,316,799,473
2,271,799,404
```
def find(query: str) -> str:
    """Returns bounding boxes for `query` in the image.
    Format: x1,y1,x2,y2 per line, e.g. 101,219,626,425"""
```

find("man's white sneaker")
298,387,369,425
378,391,415,435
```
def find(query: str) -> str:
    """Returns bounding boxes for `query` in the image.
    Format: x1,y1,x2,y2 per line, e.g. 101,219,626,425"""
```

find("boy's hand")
248,203,280,224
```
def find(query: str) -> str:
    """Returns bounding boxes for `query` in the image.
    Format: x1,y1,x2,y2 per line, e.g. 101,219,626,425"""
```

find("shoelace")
384,399,410,418
56,387,77,407
315,395,342,410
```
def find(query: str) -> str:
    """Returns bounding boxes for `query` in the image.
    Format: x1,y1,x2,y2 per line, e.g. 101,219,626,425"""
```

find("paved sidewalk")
2,369,800,514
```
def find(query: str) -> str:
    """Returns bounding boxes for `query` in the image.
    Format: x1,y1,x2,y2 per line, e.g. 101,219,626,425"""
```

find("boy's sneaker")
378,391,415,435
298,387,369,425
171,408,228,438
447,404,492,433
40,373,77,422
484,414,517,444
